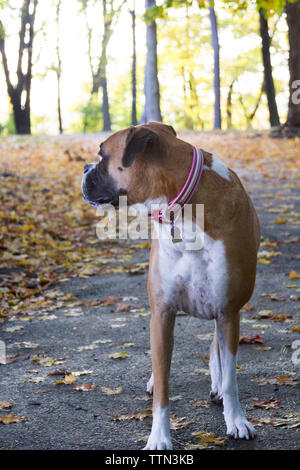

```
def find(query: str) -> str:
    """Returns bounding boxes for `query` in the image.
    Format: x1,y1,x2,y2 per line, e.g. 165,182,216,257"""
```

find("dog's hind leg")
209,321,223,404
216,312,256,440
146,372,154,395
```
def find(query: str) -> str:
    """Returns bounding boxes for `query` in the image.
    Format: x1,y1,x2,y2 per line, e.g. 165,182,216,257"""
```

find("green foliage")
144,4,167,22
0,20,4,40
165,0,193,6
0,113,16,135
75,94,103,133
222,0,298,15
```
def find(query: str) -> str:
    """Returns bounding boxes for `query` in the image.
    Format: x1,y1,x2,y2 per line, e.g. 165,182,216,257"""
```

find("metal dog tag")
171,219,182,243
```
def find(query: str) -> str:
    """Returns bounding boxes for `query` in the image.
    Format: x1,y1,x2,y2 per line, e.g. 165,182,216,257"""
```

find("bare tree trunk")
285,1,300,130
259,8,280,128
0,0,38,134
100,0,111,131
56,0,63,134
141,0,162,123
101,75,111,131
226,80,234,129
209,1,221,129
130,1,137,125
91,0,114,131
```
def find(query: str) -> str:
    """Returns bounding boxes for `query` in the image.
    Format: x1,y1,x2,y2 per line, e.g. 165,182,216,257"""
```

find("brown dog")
82,122,260,450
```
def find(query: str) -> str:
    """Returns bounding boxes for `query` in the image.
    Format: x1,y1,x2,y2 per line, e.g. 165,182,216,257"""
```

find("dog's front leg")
144,309,175,450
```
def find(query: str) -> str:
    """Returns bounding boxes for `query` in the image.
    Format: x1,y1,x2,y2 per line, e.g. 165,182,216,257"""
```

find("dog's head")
81,122,178,207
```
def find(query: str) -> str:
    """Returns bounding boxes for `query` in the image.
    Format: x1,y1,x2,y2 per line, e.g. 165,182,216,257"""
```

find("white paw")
143,405,172,450
226,416,256,440
143,431,173,450
146,373,154,395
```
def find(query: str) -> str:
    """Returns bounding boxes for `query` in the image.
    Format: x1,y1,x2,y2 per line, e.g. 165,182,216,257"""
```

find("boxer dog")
82,122,260,450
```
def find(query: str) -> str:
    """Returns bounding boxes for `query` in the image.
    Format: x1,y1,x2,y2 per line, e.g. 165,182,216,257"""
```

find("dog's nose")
84,164,90,174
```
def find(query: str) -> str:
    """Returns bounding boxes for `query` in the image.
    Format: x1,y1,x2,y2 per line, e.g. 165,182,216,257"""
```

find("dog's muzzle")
82,163,119,207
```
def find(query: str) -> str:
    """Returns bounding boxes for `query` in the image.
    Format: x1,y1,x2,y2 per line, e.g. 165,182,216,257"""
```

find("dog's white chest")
158,233,228,319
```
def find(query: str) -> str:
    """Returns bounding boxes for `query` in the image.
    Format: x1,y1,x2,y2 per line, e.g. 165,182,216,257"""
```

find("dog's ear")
122,127,161,168
166,125,177,136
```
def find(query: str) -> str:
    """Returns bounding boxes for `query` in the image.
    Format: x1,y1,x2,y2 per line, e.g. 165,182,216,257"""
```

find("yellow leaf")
137,242,150,248
258,258,273,264
109,351,129,360
289,270,300,280
274,219,287,224
191,430,226,447
64,374,77,385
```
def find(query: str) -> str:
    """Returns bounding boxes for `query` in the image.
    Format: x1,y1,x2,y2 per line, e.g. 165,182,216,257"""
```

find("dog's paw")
146,373,154,395
209,390,223,405
143,432,173,450
226,417,256,440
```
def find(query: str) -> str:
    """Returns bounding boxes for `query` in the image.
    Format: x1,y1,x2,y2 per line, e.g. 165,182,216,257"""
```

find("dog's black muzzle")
82,163,120,207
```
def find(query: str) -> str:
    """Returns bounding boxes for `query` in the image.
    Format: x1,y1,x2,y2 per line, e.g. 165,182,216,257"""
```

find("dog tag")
171,218,182,243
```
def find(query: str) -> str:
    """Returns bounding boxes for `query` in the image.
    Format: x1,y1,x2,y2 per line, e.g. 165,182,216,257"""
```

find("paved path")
0,167,299,450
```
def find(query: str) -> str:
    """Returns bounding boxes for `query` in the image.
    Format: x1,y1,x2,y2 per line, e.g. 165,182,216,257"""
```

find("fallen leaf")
274,219,287,224
241,304,254,312
101,386,123,395
260,293,286,301
239,334,265,344
0,414,27,424
100,296,116,306
74,384,97,391
0,400,14,410
253,399,281,409
252,375,299,386
64,373,77,385
192,398,210,408
257,310,273,318
116,303,131,312
251,413,300,428
291,326,300,333
109,351,129,360
110,409,152,422
258,258,274,264
170,414,193,430
187,430,226,449
289,270,300,280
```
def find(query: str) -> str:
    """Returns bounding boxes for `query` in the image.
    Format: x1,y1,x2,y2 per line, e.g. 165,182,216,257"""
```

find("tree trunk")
0,0,38,135
259,8,280,128
209,2,221,129
130,3,137,125
141,0,162,123
91,0,112,131
226,81,234,129
12,94,31,134
285,1,300,130
100,0,111,131
101,76,111,131
56,0,63,134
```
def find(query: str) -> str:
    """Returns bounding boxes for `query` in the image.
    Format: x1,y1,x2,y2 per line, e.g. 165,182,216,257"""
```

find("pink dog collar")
149,147,204,224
